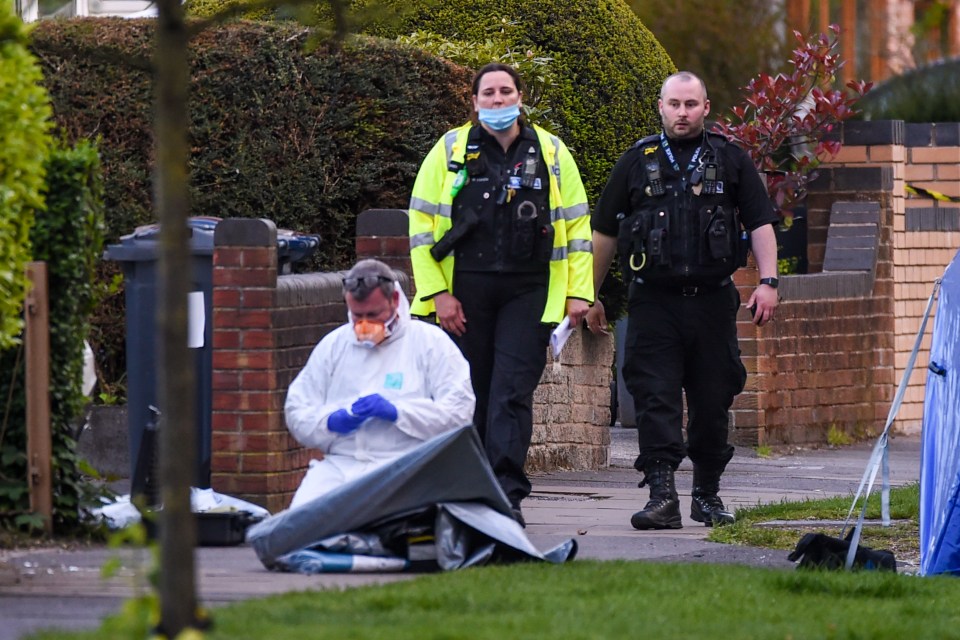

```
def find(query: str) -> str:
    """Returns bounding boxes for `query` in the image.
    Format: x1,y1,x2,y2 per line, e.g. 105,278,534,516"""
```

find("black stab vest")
616,132,746,285
453,126,553,273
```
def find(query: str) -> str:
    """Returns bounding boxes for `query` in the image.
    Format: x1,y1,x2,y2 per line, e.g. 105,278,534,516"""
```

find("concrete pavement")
0,429,922,639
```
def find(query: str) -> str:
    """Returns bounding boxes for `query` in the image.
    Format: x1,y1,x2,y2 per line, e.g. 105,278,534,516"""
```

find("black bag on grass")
787,529,897,572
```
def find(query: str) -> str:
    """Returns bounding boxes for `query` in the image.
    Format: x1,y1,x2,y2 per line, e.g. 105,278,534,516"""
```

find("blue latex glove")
327,409,365,434
351,393,398,422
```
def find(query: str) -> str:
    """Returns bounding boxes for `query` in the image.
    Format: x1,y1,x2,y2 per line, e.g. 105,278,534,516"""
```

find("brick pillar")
732,262,766,446
900,122,960,433
211,218,303,513
355,209,412,279
530,329,613,471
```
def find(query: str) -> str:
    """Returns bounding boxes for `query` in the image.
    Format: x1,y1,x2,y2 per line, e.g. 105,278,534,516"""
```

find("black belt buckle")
681,285,699,296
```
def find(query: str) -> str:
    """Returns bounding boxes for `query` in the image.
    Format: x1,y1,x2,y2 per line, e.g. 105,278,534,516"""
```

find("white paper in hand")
550,316,574,359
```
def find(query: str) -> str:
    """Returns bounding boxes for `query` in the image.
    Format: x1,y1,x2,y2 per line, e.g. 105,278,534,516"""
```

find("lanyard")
659,132,704,178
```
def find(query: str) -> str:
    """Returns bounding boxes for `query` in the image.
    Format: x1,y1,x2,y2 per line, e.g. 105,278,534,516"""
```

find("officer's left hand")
351,393,399,422
566,299,591,328
747,284,779,327
434,292,467,336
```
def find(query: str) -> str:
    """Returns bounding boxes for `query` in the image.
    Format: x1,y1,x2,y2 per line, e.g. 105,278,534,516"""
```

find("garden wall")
732,120,959,445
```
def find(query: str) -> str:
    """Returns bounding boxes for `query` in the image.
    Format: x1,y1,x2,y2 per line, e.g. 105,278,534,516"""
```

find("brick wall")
210,219,358,511
731,120,960,446
732,163,897,446
530,334,612,471
899,123,960,433
211,220,304,512
828,121,959,435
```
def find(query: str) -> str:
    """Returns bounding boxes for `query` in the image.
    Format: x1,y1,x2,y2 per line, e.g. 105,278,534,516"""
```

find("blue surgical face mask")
477,104,521,131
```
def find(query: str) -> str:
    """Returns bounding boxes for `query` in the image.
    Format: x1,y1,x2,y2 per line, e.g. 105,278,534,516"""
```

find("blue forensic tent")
920,248,960,576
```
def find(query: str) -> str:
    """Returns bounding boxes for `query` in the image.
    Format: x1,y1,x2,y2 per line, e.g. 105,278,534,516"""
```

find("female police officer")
408,63,594,525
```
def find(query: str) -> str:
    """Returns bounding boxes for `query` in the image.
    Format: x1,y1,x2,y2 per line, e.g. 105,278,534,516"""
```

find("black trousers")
452,270,551,506
622,281,746,475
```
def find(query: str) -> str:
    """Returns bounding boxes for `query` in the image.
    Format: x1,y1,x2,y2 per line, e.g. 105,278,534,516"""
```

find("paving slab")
0,430,922,640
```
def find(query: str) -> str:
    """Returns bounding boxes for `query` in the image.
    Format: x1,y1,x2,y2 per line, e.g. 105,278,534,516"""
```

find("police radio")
645,161,665,196
703,163,719,195
521,146,539,189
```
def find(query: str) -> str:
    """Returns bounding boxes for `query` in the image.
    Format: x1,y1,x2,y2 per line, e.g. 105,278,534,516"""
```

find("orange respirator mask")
353,315,396,349
354,319,387,348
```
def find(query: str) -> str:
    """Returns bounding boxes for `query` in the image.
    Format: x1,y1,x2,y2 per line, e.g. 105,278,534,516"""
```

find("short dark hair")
342,259,396,302
660,71,709,101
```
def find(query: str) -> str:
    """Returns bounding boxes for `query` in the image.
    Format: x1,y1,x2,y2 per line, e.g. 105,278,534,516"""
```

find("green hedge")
0,3,53,349
335,0,676,317
30,18,473,393
858,57,960,123
32,19,471,263
326,0,675,205
185,0,674,204
0,140,105,532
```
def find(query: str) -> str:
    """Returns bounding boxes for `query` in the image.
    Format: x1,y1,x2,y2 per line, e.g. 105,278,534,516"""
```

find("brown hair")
471,62,525,95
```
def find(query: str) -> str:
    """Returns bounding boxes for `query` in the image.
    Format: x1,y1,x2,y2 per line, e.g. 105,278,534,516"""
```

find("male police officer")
586,72,779,529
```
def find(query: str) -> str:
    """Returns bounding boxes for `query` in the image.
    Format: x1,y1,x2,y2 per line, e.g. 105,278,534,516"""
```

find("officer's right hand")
327,409,365,434
434,292,467,337
585,300,610,335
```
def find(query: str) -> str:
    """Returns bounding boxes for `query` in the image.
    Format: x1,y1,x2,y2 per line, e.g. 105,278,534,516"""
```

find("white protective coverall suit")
284,287,476,509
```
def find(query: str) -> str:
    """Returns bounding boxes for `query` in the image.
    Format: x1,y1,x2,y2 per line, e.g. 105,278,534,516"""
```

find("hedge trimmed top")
363,0,676,203
858,56,960,123
31,18,474,270
185,0,676,205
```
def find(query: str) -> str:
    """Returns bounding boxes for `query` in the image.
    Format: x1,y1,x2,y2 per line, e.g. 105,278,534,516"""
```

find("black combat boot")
630,460,682,530
510,504,526,528
690,466,735,526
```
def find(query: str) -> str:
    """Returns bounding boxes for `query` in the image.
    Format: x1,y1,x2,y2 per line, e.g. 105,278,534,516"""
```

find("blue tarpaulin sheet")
920,248,960,576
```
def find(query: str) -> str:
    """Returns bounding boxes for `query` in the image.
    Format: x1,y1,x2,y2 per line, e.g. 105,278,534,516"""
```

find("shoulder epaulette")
630,133,661,151
704,130,729,146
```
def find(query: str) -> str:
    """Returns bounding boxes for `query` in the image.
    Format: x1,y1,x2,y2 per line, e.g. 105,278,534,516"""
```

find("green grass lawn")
31,483,953,640
709,483,921,567
29,559,960,640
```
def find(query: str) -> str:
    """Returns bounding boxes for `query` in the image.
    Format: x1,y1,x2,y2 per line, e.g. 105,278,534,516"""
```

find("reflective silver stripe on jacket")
410,198,453,219
551,246,567,261
410,197,440,216
550,135,562,190
444,129,460,164
568,238,593,253
409,232,435,249
551,202,589,223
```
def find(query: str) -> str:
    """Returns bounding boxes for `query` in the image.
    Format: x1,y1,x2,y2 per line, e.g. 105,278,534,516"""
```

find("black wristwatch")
759,277,779,289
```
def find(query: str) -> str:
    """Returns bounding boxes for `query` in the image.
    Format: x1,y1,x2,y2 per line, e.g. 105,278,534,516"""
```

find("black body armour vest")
617,131,747,286
452,125,553,273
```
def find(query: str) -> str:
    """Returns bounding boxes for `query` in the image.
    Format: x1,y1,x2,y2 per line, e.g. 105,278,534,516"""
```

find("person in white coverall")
284,259,476,509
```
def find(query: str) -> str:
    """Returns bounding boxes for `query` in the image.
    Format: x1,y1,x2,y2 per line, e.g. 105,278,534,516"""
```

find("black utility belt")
633,276,732,297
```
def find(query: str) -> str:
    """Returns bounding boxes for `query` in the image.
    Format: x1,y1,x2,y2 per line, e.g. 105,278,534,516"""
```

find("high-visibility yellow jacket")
408,122,594,323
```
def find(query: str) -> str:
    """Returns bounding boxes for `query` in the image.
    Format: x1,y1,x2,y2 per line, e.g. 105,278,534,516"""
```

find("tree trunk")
154,0,199,635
